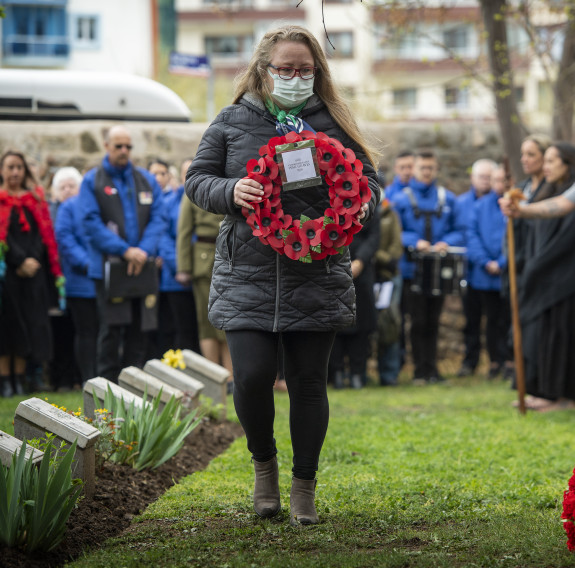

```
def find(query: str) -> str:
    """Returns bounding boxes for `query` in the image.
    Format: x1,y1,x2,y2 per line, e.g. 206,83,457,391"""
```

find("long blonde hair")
233,25,378,167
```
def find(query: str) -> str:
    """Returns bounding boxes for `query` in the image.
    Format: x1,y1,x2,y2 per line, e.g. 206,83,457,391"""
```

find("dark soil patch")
1,418,244,568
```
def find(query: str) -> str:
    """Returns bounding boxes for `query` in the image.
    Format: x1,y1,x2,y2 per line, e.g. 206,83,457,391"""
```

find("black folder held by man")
104,257,158,300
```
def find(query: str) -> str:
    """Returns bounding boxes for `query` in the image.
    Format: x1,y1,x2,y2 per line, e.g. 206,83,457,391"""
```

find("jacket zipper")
324,258,331,274
273,254,280,332
227,222,236,270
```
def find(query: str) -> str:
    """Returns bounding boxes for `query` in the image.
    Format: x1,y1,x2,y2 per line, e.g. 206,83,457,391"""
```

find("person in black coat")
185,25,380,526
329,214,380,389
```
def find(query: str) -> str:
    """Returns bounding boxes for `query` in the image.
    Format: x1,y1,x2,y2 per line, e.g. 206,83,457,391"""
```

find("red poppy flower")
359,176,372,203
321,223,347,248
245,211,263,234
299,219,323,246
333,194,361,216
279,214,293,229
310,247,329,260
257,208,279,236
269,193,281,208
342,147,356,164
351,159,364,175
242,203,260,218
284,232,310,260
284,131,302,144
300,130,317,141
266,219,285,249
337,212,354,230
323,208,339,225
347,218,364,236
263,156,279,180
328,137,345,152
317,146,341,171
247,173,273,198
327,158,351,184
259,136,287,159
104,186,117,195
334,172,360,198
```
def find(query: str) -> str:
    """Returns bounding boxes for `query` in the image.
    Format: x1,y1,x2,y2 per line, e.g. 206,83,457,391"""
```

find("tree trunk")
552,13,575,142
481,0,527,182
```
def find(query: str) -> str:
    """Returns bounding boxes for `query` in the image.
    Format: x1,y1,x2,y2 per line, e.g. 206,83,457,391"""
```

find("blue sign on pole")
169,52,211,77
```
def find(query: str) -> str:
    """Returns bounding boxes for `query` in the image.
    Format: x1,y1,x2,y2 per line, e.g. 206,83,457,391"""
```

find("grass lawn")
0,390,84,434
54,375,575,568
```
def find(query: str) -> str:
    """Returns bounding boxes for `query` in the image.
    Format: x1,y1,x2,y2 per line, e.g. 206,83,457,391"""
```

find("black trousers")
95,284,147,382
226,329,336,480
404,283,444,378
481,290,511,366
461,284,483,370
67,297,99,384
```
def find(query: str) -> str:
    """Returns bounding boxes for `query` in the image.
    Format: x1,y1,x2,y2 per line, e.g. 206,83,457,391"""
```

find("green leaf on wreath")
323,216,334,227
300,214,311,225
282,229,293,240
299,253,312,264
335,246,345,254
311,244,322,253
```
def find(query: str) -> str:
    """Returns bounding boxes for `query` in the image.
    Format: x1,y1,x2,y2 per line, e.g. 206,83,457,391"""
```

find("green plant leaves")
0,440,83,553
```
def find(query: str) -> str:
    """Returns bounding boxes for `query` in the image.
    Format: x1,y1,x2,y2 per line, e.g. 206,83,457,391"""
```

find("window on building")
2,3,69,58
393,88,417,109
443,26,469,54
445,86,469,109
205,35,253,58
73,15,99,48
326,31,354,58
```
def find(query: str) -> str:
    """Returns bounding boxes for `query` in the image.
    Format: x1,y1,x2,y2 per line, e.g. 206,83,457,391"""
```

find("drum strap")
403,186,447,243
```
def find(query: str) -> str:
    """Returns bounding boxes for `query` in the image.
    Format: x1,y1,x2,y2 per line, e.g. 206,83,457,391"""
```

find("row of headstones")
0,350,230,498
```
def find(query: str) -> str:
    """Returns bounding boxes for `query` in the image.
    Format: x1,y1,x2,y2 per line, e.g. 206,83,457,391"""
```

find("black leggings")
226,329,335,480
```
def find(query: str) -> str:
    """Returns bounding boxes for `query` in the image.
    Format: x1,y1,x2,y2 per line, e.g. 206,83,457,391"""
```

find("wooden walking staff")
503,158,527,414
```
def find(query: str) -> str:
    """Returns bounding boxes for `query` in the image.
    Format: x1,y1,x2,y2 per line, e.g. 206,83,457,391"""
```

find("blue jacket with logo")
393,179,464,279
159,186,192,293
79,156,165,279
54,195,96,298
466,191,507,291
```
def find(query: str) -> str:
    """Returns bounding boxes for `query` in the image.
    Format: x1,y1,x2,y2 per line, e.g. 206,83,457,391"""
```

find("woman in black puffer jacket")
186,24,379,526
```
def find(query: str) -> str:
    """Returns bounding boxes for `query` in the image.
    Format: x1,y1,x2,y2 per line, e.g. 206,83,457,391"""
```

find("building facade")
0,0,155,77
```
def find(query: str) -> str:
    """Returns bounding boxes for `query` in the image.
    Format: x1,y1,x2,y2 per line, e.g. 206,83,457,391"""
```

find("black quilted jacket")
185,94,380,332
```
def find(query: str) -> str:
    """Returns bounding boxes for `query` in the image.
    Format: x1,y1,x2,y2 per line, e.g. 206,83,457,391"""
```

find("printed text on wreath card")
282,148,317,183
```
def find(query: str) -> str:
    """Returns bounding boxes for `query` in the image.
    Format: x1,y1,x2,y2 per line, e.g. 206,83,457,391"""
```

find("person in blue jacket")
54,167,99,386
455,159,496,378
393,150,464,384
385,150,414,202
466,165,513,379
79,125,165,382
156,159,201,355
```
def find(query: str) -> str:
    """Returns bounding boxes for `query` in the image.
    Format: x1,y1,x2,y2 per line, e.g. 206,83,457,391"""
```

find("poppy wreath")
240,130,371,262
562,466,575,552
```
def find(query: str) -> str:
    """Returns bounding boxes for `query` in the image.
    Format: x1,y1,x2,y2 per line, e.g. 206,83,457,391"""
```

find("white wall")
67,0,154,77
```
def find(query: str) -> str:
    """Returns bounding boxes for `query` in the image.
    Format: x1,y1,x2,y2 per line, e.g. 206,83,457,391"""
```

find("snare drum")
410,248,467,297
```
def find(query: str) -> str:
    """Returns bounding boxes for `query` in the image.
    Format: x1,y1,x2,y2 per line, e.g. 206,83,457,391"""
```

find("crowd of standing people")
1,22,574,530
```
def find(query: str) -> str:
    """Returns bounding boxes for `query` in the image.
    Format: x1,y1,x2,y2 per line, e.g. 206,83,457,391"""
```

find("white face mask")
267,69,314,108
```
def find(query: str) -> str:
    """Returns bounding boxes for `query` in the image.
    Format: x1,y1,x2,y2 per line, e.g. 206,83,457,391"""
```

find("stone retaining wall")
0,119,503,195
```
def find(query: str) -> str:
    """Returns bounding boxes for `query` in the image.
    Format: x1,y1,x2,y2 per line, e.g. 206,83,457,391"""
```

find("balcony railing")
3,34,70,59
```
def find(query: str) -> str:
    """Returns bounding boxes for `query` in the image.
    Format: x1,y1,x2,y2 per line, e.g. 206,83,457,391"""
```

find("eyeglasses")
267,64,316,80
114,144,133,150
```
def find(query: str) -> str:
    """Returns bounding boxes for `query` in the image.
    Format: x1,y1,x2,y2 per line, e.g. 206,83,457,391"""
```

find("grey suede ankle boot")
253,456,280,518
290,477,319,526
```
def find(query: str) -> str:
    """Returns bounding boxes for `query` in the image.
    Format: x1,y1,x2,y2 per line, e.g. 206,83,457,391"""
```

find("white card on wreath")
281,147,317,184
